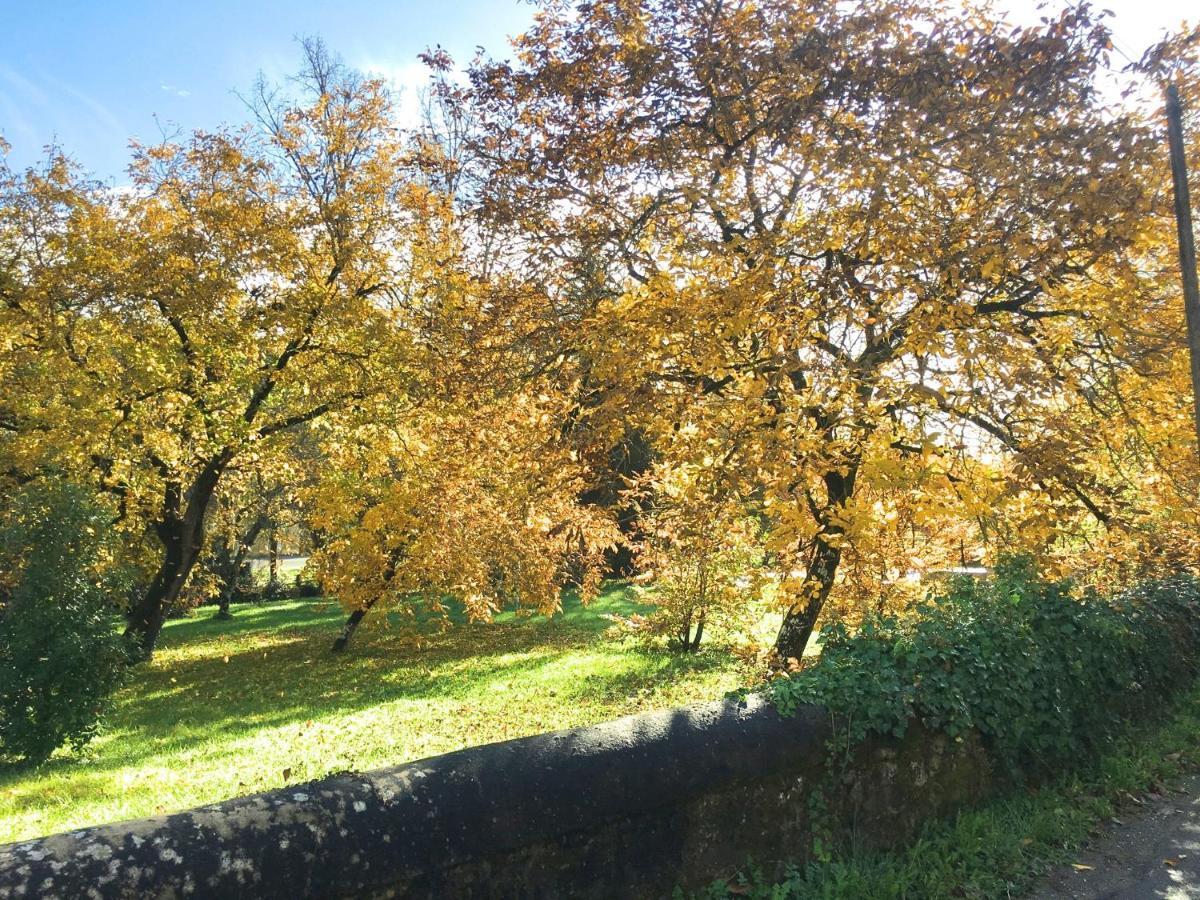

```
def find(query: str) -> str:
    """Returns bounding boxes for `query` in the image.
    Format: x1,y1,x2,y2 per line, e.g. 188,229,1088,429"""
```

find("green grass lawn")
0,583,753,845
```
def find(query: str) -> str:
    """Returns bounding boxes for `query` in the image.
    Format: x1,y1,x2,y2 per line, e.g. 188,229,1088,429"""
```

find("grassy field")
0,583,752,844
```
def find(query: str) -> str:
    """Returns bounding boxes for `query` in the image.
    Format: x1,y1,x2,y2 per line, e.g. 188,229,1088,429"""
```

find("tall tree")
471,0,1163,659
0,43,466,656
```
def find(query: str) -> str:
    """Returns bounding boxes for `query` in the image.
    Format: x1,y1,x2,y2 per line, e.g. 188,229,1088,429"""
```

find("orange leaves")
2,4,1197,661
308,392,621,633
461,0,1197,646
0,44,567,632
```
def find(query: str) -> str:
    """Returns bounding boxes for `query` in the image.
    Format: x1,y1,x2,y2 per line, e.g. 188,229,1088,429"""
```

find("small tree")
0,481,130,764
625,468,765,653
203,465,292,619
310,395,620,652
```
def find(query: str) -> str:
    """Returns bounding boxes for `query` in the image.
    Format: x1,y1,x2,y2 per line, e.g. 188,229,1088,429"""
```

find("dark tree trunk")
330,549,405,653
331,599,377,653
215,515,267,620
267,524,280,589
774,529,845,661
673,608,693,653
125,523,191,659
211,540,236,620
689,610,706,652
125,454,230,659
773,462,858,663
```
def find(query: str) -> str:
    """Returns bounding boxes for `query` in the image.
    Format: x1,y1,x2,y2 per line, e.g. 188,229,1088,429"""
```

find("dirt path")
1027,773,1200,899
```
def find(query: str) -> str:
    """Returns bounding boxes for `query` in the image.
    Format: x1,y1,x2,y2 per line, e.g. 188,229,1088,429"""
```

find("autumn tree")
470,0,1165,659
0,42,476,657
203,463,291,619
271,45,624,654
0,140,65,492
309,389,620,652
1001,32,1200,588
622,455,765,652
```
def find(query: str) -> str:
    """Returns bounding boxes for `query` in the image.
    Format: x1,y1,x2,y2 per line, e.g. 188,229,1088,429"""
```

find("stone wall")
0,694,990,899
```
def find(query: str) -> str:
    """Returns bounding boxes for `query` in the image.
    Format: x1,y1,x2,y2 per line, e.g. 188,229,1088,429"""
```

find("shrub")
293,573,322,598
261,576,290,602
769,557,1200,777
618,479,766,652
634,519,764,652
222,571,322,606
0,482,131,764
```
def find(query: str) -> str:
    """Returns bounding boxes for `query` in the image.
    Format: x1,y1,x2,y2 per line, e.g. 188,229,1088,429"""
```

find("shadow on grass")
158,599,345,645
160,583,652,648
0,584,713,786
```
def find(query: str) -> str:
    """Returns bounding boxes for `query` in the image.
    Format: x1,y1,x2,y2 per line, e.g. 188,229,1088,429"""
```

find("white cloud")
992,0,1194,58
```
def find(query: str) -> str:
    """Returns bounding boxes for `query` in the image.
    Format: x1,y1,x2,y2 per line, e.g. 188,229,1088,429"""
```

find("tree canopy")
466,0,1198,657
2,3,1199,662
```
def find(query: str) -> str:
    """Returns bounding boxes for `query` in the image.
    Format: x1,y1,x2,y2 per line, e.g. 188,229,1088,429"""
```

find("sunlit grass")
0,583,753,844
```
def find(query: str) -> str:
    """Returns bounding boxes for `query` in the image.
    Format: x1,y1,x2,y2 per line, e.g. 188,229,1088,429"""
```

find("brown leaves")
309,394,621,631
464,0,1196,643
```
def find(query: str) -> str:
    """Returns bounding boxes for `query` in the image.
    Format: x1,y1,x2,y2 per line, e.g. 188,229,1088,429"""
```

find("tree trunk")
210,538,236,620
673,608,693,653
331,599,377,653
689,609,706,652
125,522,192,659
125,454,230,659
774,597,822,663
215,545,247,620
331,549,405,653
774,533,842,662
215,515,267,620
215,566,236,620
267,524,280,589
773,458,859,663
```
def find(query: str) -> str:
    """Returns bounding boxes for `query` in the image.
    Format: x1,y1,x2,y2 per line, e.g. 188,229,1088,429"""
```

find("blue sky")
0,0,1193,182
0,0,535,180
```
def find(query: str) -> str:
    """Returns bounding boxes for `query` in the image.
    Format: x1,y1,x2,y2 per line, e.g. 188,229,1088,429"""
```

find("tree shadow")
0,586,682,791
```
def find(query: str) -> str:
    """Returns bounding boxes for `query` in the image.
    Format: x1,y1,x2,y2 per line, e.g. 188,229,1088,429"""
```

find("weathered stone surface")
0,695,990,899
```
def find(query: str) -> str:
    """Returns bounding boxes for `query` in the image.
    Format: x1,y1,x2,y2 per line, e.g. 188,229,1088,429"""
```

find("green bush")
769,558,1200,776
0,482,131,765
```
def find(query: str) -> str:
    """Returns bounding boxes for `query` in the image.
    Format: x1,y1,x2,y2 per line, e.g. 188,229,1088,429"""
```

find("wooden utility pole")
1166,82,1200,454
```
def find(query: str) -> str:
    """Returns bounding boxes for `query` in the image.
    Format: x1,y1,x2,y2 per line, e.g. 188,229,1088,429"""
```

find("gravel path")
1027,773,1200,899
